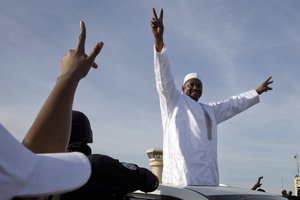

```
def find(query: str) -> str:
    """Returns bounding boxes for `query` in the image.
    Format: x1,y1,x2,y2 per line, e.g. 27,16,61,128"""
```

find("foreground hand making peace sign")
23,21,104,153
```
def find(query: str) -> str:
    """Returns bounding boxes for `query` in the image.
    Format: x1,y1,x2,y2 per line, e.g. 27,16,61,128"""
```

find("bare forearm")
22,21,103,154
22,75,79,153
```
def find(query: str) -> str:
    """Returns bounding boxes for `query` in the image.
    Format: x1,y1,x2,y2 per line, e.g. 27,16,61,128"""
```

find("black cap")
70,110,93,144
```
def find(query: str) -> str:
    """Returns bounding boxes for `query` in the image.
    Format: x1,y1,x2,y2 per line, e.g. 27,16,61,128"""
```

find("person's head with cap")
68,110,93,155
181,72,203,102
0,123,91,199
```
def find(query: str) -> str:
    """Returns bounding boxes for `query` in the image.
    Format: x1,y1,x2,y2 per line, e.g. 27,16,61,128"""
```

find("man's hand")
256,76,273,95
151,8,164,52
22,21,104,154
251,176,263,190
257,176,263,187
60,20,104,81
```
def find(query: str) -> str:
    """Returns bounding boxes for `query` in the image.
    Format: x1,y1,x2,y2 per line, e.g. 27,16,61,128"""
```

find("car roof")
186,185,271,196
133,184,208,200
132,184,285,200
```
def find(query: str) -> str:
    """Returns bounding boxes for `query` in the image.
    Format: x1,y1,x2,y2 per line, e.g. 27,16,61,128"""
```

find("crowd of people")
1,8,277,200
281,190,300,200
251,177,300,199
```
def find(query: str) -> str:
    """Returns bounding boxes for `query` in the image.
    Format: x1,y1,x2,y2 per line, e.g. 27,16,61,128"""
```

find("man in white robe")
150,8,273,186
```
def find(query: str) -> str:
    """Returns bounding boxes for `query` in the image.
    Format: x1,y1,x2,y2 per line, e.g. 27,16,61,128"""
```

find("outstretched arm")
256,76,273,95
22,21,104,153
151,8,164,52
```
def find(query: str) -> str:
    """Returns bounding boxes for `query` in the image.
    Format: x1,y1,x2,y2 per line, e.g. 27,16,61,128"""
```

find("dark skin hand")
151,8,164,52
251,176,263,190
22,21,104,154
20,21,104,200
256,76,273,95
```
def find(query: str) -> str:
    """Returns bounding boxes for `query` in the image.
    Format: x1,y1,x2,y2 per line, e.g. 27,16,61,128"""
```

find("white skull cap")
183,73,200,85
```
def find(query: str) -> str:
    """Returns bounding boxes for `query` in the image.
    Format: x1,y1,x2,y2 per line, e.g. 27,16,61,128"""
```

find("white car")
127,184,287,200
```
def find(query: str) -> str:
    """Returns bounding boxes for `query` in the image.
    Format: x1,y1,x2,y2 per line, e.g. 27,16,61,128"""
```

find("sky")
0,0,300,195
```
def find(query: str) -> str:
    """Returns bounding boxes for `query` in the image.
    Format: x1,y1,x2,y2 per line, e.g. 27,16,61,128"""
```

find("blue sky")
1,0,300,195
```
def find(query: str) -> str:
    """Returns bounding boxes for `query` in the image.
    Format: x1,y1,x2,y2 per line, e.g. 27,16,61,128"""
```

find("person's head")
0,123,91,199
70,110,93,144
182,73,203,102
68,111,93,155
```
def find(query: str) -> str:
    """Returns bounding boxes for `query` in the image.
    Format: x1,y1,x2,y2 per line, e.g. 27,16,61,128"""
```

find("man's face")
182,78,203,101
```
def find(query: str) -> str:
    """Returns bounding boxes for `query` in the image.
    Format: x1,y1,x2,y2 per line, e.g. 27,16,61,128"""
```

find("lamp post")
295,154,299,177
294,153,300,196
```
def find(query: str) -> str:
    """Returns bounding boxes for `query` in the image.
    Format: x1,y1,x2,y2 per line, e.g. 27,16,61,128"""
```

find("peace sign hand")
60,21,104,81
151,8,164,52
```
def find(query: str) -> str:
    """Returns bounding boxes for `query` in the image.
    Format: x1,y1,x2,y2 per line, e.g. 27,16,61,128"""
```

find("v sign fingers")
151,8,164,52
60,21,104,80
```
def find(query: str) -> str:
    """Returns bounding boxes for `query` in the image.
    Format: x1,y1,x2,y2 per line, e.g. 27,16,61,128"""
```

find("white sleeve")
208,89,260,124
154,46,179,117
